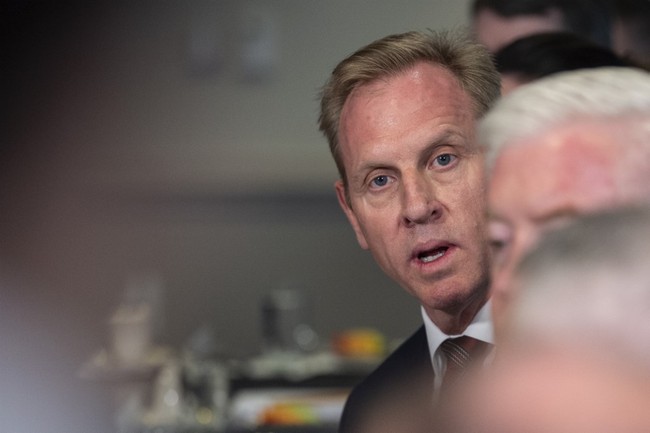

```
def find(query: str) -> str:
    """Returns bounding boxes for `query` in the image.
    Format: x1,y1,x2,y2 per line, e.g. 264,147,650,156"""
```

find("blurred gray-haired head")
479,67,650,170
509,206,650,364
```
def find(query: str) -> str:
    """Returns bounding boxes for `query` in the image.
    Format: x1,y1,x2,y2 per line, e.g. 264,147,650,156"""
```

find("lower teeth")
421,251,444,263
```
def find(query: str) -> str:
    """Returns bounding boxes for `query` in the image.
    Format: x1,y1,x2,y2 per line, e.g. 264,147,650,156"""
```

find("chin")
419,286,473,311
434,275,489,306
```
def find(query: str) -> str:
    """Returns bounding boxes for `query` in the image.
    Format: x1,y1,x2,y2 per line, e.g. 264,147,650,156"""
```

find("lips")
413,243,452,264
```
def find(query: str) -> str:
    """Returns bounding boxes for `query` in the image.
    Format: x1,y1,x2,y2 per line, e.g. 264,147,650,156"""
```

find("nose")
490,228,538,327
401,173,441,226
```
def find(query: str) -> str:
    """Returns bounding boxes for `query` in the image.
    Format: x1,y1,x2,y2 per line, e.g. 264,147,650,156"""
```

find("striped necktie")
440,336,489,392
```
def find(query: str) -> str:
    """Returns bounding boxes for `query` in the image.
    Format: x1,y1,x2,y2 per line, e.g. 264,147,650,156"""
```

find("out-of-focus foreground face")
445,345,650,433
487,119,626,338
335,62,490,329
472,7,564,53
438,206,650,433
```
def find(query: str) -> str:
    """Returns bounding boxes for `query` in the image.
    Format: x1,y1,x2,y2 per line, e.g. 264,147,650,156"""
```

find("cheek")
448,175,490,250
355,211,393,247
457,178,489,227
453,161,488,202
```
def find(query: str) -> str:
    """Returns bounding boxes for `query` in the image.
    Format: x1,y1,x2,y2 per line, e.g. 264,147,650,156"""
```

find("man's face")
488,121,621,337
335,62,490,326
472,8,564,53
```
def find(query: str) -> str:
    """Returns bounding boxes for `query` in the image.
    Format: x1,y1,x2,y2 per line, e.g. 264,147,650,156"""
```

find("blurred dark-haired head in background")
493,31,639,94
610,0,650,67
470,0,612,53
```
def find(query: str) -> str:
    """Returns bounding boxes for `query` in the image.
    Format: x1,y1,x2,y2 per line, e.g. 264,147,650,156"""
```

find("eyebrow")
531,207,580,226
488,204,580,223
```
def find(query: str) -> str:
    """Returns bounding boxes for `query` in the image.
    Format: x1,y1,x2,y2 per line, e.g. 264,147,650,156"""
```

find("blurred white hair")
510,207,650,366
479,67,650,169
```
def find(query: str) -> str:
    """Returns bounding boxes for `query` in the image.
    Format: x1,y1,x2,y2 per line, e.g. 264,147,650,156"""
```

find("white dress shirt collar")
421,300,494,390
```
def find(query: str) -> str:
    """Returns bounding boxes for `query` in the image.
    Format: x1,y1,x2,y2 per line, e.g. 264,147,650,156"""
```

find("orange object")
332,328,386,357
259,402,318,425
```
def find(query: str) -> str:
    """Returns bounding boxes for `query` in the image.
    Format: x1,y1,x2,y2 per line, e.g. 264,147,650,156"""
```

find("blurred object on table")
229,388,347,429
331,328,387,359
81,278,397,432
261,287,319,355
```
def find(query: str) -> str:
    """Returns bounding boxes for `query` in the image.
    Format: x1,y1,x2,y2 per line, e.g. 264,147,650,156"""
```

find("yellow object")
259,402,318,425
332,328,386,357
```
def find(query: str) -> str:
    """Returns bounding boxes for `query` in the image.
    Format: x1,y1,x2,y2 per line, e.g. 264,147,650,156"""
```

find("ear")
335,180,369,250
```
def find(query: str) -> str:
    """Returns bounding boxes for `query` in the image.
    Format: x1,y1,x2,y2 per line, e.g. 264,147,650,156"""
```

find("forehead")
489,122,620,219
339,61,474,142
347,62,467,107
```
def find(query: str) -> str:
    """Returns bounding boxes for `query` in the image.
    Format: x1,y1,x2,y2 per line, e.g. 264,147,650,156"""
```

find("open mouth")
417,246,449,263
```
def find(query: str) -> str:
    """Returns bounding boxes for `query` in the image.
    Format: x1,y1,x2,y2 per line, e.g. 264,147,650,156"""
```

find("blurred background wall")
2,1,471,430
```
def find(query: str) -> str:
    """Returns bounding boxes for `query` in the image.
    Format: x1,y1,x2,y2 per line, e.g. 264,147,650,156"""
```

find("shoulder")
374,325,430,372
338,326,433,433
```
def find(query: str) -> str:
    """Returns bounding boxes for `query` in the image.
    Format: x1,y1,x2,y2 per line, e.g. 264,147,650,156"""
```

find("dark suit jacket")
338,326,434,433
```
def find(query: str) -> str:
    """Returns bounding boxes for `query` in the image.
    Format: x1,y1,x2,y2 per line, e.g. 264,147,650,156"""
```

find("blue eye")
435,154,455,166
372,175,389,187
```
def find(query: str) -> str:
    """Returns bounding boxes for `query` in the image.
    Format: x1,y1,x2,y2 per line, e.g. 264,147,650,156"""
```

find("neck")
424,293,488,335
